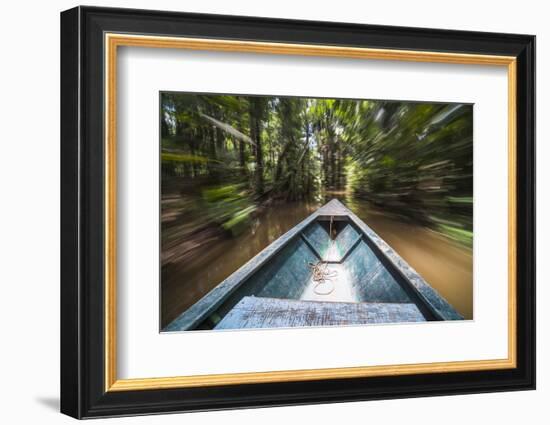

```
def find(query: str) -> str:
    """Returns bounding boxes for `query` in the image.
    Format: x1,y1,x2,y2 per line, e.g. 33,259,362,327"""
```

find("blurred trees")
161,93,473,246
343,101,473,245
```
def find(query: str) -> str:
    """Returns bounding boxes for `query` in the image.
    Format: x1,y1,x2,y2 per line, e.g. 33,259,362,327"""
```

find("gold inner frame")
104,33,517,392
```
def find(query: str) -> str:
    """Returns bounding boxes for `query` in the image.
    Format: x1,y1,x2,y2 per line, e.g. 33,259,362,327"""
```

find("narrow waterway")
161,194,473,328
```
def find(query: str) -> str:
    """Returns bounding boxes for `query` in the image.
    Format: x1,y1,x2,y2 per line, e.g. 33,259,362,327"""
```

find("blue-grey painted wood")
215,296,426,329
302,221,330,258
346,240,411,303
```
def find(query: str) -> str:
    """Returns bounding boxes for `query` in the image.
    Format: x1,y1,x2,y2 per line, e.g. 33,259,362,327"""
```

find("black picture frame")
61,5,535,419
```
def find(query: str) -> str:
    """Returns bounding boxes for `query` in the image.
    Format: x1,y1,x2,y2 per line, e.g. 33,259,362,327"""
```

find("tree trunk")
336,144,342,189
301,122,310,196
239,140,246,174
249,99,264,195
330,137,336,188
274,137,294,183
208,126,220,181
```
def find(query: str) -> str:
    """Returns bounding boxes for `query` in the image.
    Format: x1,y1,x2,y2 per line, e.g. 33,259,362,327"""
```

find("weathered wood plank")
214,296,426,330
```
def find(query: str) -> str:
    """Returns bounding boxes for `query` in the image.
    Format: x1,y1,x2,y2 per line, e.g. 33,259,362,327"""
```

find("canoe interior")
196,216,436,330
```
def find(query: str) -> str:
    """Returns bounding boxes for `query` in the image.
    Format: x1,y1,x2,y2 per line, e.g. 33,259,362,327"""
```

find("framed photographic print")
60,6,535,419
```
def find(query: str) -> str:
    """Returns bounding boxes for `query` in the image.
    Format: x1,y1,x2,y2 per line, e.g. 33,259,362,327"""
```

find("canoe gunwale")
164,199,462,332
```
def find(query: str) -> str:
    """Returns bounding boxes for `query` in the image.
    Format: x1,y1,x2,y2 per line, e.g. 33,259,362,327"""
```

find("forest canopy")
160,93,473,246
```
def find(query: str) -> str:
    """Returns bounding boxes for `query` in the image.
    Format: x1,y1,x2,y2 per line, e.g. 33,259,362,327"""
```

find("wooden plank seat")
214,296,426,330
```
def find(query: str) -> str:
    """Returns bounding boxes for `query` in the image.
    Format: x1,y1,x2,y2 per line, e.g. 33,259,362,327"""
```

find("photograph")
160,93,473,332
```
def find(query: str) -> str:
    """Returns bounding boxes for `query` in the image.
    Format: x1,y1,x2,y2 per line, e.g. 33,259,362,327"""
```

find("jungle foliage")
161,93,473,246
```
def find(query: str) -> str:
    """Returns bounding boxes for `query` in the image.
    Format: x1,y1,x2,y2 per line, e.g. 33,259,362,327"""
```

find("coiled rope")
308,261,337,295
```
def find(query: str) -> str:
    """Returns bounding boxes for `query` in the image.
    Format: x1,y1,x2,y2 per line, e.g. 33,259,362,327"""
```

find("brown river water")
161,195,473,328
